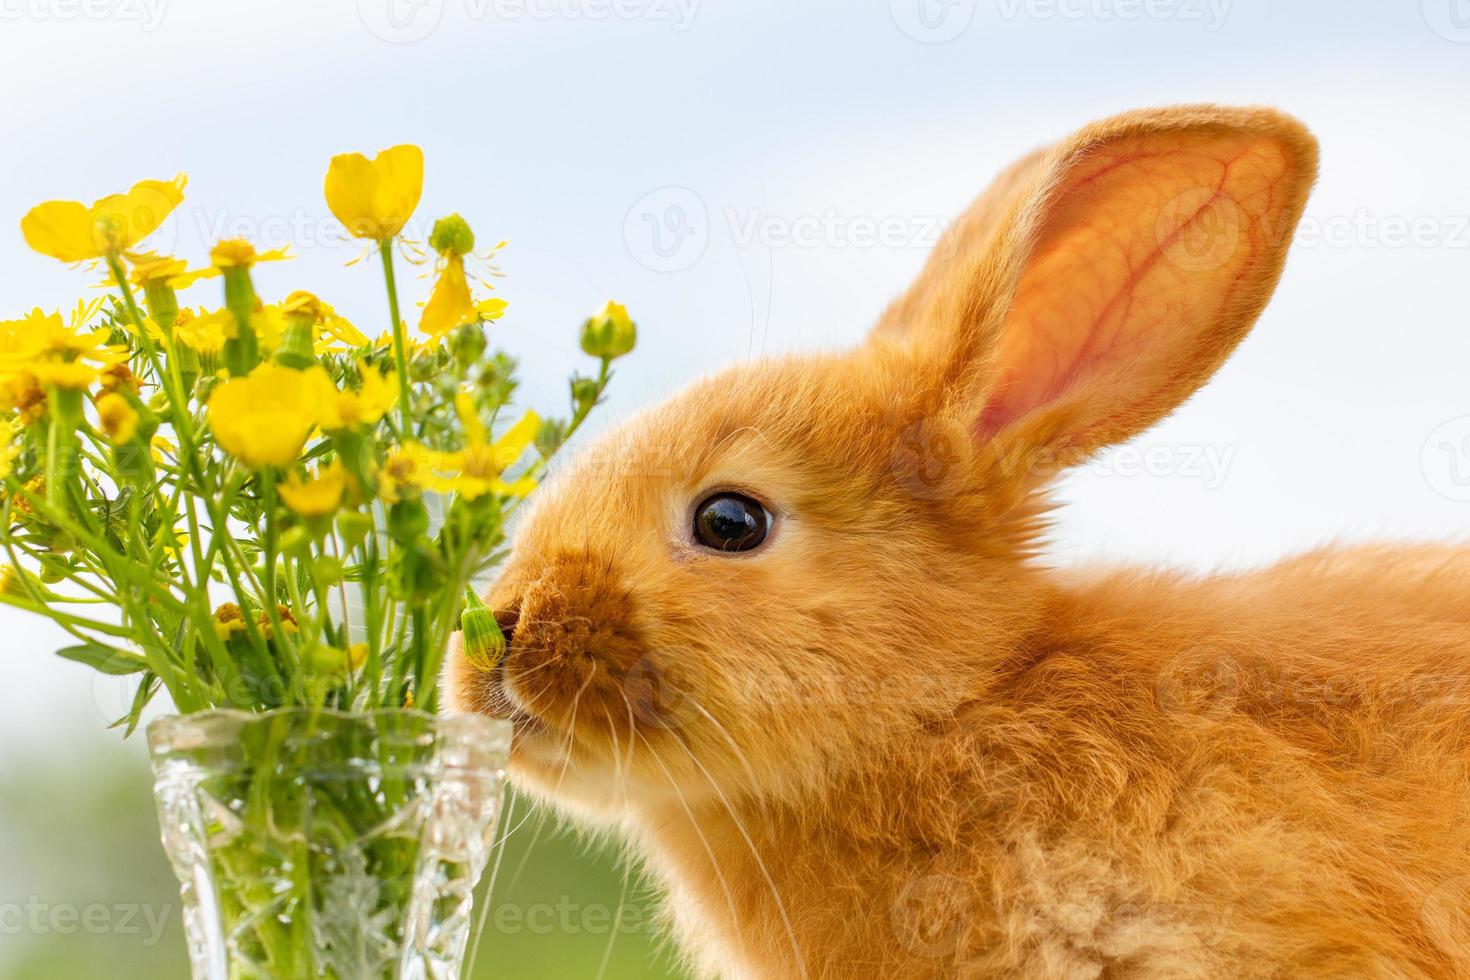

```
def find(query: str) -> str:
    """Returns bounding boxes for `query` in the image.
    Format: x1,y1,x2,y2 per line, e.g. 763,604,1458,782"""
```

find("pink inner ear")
974,134,1296,444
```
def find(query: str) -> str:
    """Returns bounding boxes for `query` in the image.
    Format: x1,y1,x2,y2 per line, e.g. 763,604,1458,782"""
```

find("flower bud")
0,563,58,600
579,300,636,360
535,417,568,459
570,376,600,414
142,279,179,333
312,555,344,585
273,291,323,370
279,525,313,558
429,214,476,256
387,498,429,543
336,510,374,553
212,241,262,376
451,322,487,368
460,588,506,671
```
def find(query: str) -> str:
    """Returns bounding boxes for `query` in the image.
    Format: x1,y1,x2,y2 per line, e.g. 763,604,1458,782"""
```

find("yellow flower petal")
29,361,100,390
209,239,291,269
324,144,423,241
477,297,508,321
206,362,335,468
19,200,98,263
418,253,477,337
489,410,541,469
96,391,140,444
0,418,19,481
279,461,346,517
127,252,218,290
21,175,186,262
322,367,398,429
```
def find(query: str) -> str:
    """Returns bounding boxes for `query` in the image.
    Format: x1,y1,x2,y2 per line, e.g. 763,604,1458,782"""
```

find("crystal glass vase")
148,709,510,979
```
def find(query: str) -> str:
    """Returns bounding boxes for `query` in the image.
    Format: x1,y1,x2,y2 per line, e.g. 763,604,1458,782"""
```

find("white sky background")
0,0,1466,770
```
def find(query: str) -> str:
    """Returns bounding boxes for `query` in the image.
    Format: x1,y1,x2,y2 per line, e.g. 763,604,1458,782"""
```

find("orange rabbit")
449,105,1470,978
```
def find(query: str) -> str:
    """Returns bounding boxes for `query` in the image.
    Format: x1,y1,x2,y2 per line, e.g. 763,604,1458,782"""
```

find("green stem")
377,240,415,433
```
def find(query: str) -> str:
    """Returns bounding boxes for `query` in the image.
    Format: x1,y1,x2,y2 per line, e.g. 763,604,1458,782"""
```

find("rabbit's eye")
693,493,771,553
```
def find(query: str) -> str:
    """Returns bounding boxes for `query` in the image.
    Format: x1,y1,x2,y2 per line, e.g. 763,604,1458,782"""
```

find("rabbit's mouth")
478,657,550,741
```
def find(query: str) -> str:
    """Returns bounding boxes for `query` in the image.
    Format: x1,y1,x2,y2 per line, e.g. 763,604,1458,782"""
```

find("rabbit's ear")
879,106,1317,472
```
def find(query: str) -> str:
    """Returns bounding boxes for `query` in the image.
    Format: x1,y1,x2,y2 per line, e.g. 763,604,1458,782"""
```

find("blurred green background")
0,738,687,979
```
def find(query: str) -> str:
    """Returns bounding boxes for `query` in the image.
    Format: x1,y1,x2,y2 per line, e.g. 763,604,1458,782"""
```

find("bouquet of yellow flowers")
7,145,635,978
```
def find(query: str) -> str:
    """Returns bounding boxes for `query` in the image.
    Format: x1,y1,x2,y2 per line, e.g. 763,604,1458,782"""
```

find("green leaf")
108,672,160,738
56,644,148,676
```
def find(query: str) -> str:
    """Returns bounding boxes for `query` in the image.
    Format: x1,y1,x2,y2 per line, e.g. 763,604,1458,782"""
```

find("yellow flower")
0,564,24,597
209,239,291,269
28,362,101,389
323,366,397,429
260,605,299,639
424,396,540,500
0,418,19,480
379,442,432,502
206,362,335,467
347,642,369,671
419,214,503,337
274,292,368,354
0,303,111,362
278,461,347,517
212,603,246,642
21,174,187,263
0,306,128,392
95,392,140,444
419,253,478,337
372,329,434,355
0,375,45,424
580,299,637,359
150,435,176,463
125,252,217,290
324,145,424,241
173,308,229,355
317,312,369,353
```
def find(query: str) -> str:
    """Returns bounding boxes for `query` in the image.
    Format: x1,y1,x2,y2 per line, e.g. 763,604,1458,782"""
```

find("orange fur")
448,105,1470,978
